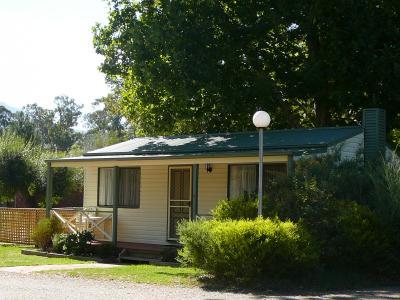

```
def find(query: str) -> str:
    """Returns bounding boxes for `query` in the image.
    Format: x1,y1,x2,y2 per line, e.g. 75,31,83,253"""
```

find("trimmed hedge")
212,197,257,220
178,218,318,280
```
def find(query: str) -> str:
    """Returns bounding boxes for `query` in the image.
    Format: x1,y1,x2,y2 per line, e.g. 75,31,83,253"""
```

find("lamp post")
252,111,271,217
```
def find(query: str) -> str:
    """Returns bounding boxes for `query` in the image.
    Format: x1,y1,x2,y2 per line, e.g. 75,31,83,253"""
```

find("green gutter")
46,148,326,164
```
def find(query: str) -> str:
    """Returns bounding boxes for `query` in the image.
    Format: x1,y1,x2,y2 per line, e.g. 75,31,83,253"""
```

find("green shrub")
178,218,319,280
303,200,399,275
293,154,372,204
208,173,399,276
212,197,258,220
52,233,68,253
368,157,400,227
63,231,94,256
31,217,63,251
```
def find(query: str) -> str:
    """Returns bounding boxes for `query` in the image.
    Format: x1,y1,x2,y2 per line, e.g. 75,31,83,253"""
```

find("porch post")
112,166,119,247
191,164,199,219
45,162,53,218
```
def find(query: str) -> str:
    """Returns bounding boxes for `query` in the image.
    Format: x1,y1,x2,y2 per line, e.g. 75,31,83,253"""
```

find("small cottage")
46,108,387,248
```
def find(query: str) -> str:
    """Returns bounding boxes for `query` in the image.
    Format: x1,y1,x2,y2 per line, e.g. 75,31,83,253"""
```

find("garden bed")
21,248,110,263
0,244,95,267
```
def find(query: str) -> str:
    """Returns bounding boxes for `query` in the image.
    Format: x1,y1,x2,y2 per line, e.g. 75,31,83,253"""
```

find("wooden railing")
0,207,113,245
51,207,113,242
0,208,46,244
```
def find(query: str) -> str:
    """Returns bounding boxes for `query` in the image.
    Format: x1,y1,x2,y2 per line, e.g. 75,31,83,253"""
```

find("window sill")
97,205,140,209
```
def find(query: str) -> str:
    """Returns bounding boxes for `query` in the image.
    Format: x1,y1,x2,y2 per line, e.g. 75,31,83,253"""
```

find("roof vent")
363,108,386,163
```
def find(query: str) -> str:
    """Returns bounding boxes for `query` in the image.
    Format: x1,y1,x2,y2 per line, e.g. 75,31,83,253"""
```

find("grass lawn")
0,245,94,267
46,264,204,286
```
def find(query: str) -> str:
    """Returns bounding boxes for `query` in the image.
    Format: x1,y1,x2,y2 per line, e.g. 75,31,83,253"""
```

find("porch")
45,155,289,247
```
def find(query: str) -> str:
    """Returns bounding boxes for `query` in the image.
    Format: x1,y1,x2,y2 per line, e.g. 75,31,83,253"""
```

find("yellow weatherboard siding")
198,163,228,215
80,155,288,245
83,166,98,207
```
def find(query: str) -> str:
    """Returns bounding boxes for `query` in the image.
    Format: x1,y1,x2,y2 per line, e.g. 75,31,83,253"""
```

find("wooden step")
119,256,161,263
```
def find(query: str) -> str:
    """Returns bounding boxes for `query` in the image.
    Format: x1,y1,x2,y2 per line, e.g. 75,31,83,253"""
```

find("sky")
0,0,111,115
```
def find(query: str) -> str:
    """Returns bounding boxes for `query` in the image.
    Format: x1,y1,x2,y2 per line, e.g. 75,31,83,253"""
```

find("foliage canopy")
94,0,400,137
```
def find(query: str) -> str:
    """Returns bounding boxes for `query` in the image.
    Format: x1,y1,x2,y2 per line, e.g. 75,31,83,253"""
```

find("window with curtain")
229,165,257,199
98,167,140,208
229,163,288,199
119,168,140,208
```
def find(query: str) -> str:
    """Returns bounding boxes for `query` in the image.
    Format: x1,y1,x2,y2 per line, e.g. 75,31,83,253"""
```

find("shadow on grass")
195,270,400,298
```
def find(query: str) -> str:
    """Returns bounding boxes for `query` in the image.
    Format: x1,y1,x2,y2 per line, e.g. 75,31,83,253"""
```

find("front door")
168,166,192,240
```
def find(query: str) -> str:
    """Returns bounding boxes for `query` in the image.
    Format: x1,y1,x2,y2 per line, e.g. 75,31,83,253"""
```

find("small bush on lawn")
31,216,63,251
63,231,94,256
178,218,318,281
52,233,68,253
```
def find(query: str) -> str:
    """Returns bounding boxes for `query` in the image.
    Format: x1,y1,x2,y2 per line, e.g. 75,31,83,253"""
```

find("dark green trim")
191,164,199,219
166,166,170,241
45,162,53,218
226,164,230,200
112,166,119,247
46,150,294,163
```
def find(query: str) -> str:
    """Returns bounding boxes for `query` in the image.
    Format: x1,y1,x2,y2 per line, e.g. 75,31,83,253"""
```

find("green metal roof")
84,126,363,157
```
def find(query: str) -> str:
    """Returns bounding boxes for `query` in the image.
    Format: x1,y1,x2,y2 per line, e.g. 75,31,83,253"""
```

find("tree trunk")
315,98,330,127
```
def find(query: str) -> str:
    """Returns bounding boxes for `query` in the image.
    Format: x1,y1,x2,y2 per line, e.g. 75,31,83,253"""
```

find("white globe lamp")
252,111,271,128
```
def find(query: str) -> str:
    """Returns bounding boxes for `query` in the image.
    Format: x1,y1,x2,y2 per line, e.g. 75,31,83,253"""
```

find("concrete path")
0,270,399,299
0,270,400,300
0,263,120,274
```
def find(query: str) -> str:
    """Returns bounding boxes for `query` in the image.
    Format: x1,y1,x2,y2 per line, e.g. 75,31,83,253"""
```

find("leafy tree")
8,111,40,144
52,95,83,151
0,106,12,131
0,131,83,207
94,0,400,136
80,94,134,152
8,96,83,151
84,95,126,136
0,132,38,205
23,104,54,144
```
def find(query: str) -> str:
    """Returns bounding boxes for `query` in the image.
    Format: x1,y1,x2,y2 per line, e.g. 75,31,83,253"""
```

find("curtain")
229,165,257,199
99,168,113,206
119,168,140,208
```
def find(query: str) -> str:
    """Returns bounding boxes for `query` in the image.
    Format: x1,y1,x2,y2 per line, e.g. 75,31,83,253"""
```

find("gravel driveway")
1,271,399,300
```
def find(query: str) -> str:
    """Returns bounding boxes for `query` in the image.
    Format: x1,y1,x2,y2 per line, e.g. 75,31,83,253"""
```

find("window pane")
229,165,257,199
170,169,190,200
99,168,113,206
119,168,140,208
